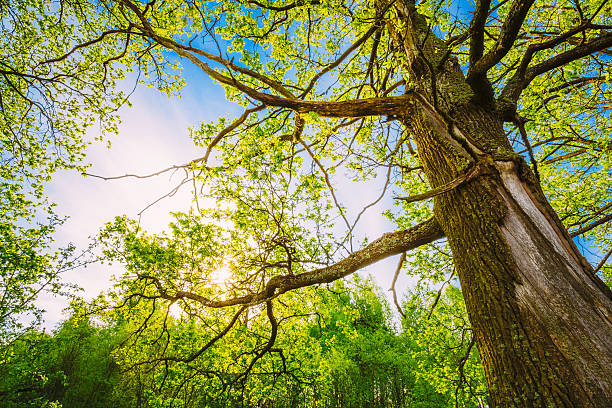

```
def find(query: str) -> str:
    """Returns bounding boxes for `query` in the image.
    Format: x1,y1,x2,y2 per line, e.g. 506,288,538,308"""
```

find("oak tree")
3,0,612,406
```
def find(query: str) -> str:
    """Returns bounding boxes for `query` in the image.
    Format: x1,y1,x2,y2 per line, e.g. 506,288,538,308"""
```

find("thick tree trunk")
410,103,612,406
390,3,612,405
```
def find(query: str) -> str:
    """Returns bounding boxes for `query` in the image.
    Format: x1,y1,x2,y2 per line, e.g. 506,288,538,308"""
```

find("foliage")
0,278,488,408
0,0,186,339
0,315,123,408
1,0,611,405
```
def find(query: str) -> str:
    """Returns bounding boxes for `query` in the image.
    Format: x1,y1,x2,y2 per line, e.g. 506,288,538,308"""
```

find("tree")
0,278,486,408
0,0,143,338
3,0,612,406
0,314,131,408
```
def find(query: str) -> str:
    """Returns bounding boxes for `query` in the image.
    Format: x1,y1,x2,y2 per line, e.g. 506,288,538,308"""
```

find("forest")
1,0,611,407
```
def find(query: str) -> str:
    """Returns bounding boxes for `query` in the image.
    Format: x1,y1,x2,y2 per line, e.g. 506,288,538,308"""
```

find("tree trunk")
390,3,612,406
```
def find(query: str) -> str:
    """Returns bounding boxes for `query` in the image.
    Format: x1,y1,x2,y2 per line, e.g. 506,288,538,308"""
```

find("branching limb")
142,218,444,308
454,335,476,408
499,29,612,118
396,158,491,203
234,301,278,384
594,248,612,273
427,268,456,320
84,104,266,181
468,0,492,68
120,0,413,118
162,306,247,363
201,104,267,164
468,0,536,79
570,214,612,237
246,0,321,13
301,22,382,97
515,116,540,182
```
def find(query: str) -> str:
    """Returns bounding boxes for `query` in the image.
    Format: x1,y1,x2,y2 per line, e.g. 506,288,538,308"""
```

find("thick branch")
523,32,612,84
468,0,536,78
122,0,410,118
246,0,320,12
468,0,492,67
499,31,612,117
154,218,444,308
158,34,412,117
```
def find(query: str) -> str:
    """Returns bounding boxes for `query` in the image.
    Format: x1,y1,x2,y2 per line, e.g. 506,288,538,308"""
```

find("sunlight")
211,263,232,286
168,301,183,319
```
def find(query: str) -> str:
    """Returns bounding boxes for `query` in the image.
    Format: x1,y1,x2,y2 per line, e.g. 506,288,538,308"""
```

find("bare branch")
515,116,540,181
594,248,612,273
570,214,612,237
390,252,406,318
396,158,492,203
523,32,612,85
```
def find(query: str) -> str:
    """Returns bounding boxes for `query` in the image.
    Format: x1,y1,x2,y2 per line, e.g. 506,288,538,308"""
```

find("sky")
39,62,412,329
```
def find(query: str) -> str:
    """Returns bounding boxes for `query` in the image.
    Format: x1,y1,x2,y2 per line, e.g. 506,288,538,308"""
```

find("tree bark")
391,2,612,406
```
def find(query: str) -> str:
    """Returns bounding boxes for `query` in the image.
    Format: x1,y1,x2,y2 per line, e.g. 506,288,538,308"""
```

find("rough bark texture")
411,107,612,406
392,2,612,406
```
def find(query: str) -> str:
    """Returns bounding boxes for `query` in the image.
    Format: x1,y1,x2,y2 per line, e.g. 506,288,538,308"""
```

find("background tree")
2,0,612,406
0,278,487,407
0,315,123,408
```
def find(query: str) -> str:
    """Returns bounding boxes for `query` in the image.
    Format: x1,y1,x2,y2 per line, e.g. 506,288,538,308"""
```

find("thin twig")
427,268,455,320
390,252,407,319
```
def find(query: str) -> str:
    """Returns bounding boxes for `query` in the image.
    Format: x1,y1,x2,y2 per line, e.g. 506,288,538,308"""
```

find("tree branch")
570,213,612,237
499,30,612,117
246,0,320,12
523,32,612,85
148,217,444,308
396,158,491,203
121,0,412,118
594,248,612,273
468,0,536,78
468,0,492,67
162,306,247,363
390,252,407,318
301,22,382,97
159,33,412,117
